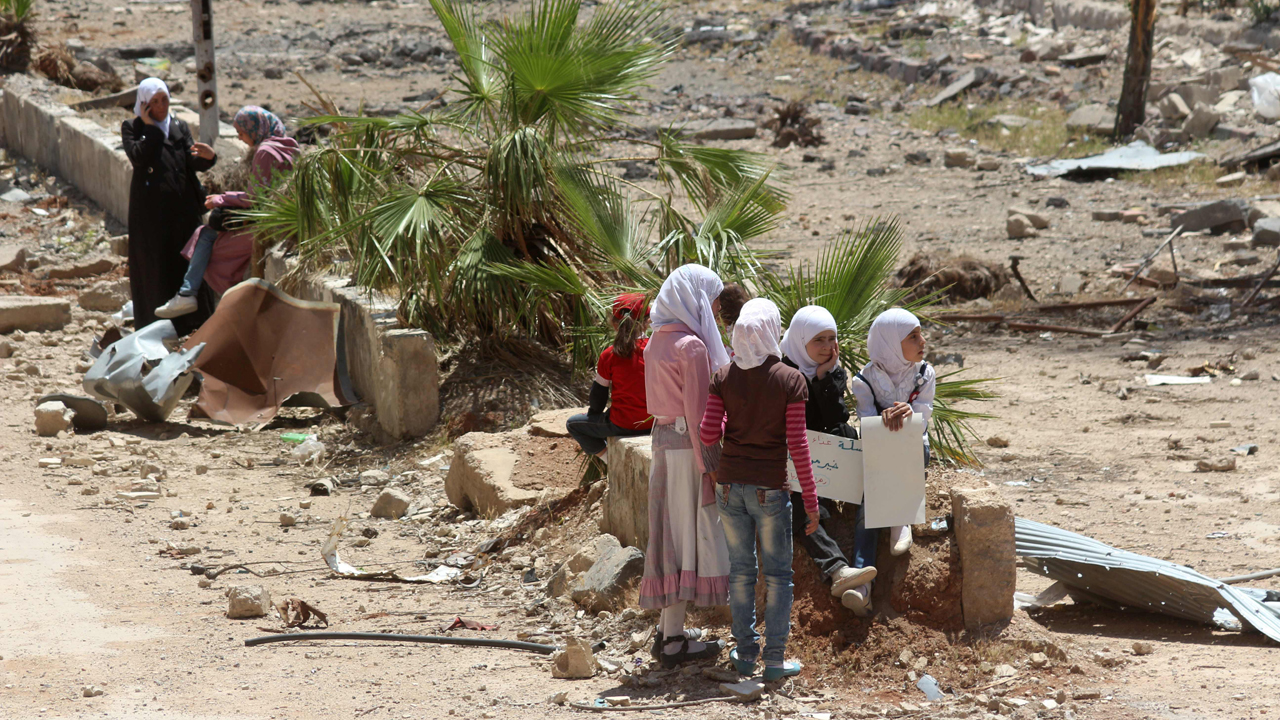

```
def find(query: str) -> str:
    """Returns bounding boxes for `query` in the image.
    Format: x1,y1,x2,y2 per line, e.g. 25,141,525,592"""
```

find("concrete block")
570,544,645,612
529,407,586,438
951,486,1015,630
688,118,757,141
225,585,271,619
601,436,653,549
78,279,130,312
1065,103,1115,134
0,295,71,333
444,431,539,515
56,116,132,224
0,243,25,272
1171,199,1251,234
1253,217,1280,247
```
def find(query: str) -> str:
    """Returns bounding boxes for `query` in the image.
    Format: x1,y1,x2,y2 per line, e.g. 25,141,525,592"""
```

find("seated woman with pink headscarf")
155,106,299,318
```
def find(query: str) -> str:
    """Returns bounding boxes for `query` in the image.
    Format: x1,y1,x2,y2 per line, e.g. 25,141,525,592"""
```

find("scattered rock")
1006,214,1037,239
0,188,33,204
81,685,104,697
445,432,540,515
1132,641,1154,656
1196,457,1236,472
994,663,1018,678
226,585,271,618
1092,210,1122,222
904,151,930,165
1008,207,1048,229
1228,251,1261,266
1181,103,1219,139
985,436,1010,448
944,149,976,168
550,638,597,679
1065,104,1115,134
570,544,645,612
370,488,411,519
1157,92,1191,120
44,255,118,280
1252,217,1280,247
528,407,585,438
703,666,739,683
34,401,74,437
1171,199,1251,234
170,517,191,530
78,280,130,312
0,243,27,272
719,679,766,701
1216,171,1247,187
688,117,757,141
0,296,71,333
279,512,297,527
976,157,1001,171
548,691,568,705
1029,652,1049,668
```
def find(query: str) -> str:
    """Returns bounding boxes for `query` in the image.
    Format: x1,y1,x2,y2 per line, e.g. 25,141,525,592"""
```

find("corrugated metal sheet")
1015,517,1280,644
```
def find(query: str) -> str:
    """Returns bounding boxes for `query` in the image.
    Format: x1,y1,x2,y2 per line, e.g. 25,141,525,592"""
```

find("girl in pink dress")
638,264,731,668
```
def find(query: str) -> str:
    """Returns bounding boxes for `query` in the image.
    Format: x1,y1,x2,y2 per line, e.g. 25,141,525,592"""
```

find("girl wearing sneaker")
700,298,820,681
638,265,731,668
779,305,877,613
847,308,935,615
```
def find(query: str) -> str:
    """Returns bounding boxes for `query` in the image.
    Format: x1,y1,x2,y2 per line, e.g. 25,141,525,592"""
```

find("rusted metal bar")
1240,253,1280,309
1006,322,1106,338
1121,226,1183,293
1034,297,1149,312
1008,255,1037,303
1107,296,1157,334
932,314,1007,322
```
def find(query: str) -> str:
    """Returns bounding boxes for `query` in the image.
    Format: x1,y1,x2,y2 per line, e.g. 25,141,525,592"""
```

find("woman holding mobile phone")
121,77,217,332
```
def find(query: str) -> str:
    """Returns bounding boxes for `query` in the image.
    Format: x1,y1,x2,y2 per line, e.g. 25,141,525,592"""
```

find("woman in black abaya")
121,78,217,333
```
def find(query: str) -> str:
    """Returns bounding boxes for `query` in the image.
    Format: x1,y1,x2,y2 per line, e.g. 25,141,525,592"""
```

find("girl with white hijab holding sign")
847,308,935,615
638,264,731,668
700,298,819,681
780,305,878,612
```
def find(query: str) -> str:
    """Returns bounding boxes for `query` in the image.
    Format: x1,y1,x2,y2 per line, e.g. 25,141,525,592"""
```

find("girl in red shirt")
566,294,655,460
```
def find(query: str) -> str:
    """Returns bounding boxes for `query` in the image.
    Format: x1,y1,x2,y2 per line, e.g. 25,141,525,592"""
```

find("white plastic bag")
291,436,325,465
1249,72,1280,120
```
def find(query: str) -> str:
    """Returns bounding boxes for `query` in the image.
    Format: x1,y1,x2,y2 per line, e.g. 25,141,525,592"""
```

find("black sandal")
658,637,725,669
649,627,706,661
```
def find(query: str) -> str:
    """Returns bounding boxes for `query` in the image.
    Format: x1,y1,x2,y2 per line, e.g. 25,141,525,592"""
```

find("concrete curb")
0,73,439,439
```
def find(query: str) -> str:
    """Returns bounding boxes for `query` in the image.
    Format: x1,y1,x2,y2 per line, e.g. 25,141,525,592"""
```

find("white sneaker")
890,525,913,556
830,565,877,597
841,584,872,617
155,294,197,318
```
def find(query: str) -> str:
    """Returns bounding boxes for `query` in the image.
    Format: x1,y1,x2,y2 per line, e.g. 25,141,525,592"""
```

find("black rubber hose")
244,631,559,654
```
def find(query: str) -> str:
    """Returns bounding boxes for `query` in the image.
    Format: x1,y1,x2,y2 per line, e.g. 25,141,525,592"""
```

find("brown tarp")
183,279,356,424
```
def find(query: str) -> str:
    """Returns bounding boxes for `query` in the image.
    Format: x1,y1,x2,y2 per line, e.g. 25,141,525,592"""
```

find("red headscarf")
613,292,648,320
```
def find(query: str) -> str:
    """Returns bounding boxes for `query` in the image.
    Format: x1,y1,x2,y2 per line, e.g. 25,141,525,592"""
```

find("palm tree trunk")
1116,0,1159,138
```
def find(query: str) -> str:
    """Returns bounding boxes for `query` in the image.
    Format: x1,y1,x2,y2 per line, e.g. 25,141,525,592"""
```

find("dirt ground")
5,0,1280,717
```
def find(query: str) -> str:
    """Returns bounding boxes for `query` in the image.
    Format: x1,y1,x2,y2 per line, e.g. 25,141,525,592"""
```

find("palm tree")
249,0,784,347
0,0,36,72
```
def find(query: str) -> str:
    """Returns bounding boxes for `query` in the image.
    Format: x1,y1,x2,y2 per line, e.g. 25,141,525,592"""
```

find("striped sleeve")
699,393,726,446
786,402,819,515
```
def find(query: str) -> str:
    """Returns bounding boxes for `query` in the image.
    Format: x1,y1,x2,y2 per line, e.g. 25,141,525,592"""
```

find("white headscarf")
731,298,781,370
781,305,838,379
135,78,172,139
863,307,922,400
650,264,730,372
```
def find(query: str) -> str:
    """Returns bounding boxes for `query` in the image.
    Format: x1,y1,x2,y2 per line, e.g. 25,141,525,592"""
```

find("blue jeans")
717,483,793,666
178,226,217,297
565,411,648,456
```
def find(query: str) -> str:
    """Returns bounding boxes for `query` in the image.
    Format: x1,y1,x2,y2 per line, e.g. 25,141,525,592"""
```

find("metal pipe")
244,631,560,654
1221,568,1280,585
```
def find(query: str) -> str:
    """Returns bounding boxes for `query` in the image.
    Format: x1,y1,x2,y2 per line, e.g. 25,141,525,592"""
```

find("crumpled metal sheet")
183,279,355,426
82,320,205,423
1015,517,1280,644
1025,141,1205,178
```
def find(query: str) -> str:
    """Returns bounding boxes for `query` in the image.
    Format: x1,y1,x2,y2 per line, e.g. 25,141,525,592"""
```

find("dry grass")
910,100,1112,159
1118,160,1225,190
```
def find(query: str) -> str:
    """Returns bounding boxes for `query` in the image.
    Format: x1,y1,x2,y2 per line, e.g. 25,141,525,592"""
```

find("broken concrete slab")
568,534,622,574
1171,199,1251,234
601,436,653,549
688,118,757,141
528,406,586,438
1059,49,1109,66
926,69,980,107
444,431,539,515
0,295,71,333
43,254,118,280
1157,92,1191,121
1008,207,1049,229
1253,217,1280,247
952,487,1015,630
0,188,33,204
1065,103,1115,134
0,244,26,272
720,679,766,701
1007,214,1038,239
1181,103,1219,139
33,401,74,437
77,279,130,312
570,544,645,612
550,638,597,679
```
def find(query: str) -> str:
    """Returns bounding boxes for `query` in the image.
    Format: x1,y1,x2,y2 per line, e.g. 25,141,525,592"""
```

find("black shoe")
650,627,705,661
658,637,725,669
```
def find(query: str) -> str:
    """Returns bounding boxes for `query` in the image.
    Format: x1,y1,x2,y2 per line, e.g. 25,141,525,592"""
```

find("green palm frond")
655,130,787,211
430,0,501,122
930,372,999,466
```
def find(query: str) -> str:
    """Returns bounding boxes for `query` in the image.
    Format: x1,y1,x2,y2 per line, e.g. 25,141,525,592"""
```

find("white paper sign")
786,430,863,504
860,416,927,528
